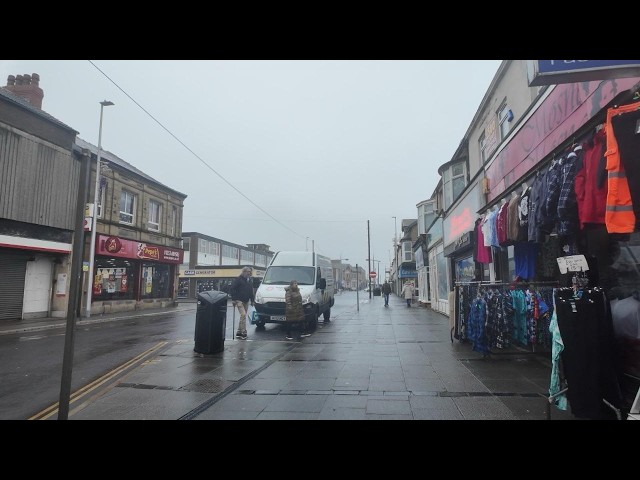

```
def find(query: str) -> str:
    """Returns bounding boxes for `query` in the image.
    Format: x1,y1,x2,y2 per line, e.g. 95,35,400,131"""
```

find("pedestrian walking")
401,281,413,307
285,280,310,340
382,280,392,307
230,266,254,340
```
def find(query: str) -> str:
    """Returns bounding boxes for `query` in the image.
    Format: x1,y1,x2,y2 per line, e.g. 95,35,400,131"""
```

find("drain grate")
116,383,173,390
180,378,228,393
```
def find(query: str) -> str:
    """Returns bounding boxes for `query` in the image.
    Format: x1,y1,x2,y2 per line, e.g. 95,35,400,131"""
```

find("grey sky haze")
1,60,502,274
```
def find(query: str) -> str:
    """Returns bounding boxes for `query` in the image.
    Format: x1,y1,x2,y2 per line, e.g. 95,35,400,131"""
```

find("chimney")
4,73,43,109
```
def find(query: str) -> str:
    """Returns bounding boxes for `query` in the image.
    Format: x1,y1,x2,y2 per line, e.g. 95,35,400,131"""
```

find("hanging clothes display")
604,101,640,234
455,282,556,353
475,217,491,264
575,128,607,229
553,286,623,419
467,290,490,356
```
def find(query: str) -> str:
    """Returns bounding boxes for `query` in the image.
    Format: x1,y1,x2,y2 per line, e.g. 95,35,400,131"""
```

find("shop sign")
528,60,640,87
97,235,183,264
485,77,640,203
399,267,417,278
444,231,472,257
443,182,480,246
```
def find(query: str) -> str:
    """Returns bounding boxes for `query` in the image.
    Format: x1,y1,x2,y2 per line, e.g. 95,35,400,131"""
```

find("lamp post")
392,216,397,246
84,100,114,318
339,257,348,293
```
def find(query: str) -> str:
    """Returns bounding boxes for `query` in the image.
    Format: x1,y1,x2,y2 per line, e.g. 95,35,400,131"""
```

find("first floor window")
120,191,135,225
148,200,161,232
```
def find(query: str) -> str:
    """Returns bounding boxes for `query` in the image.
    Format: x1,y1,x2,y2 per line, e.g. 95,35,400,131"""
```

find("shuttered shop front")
0,253,27,320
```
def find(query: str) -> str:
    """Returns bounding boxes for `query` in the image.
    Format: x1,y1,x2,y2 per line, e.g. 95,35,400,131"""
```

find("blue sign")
538,60,640,73
528,60,640,86
399,268,417,278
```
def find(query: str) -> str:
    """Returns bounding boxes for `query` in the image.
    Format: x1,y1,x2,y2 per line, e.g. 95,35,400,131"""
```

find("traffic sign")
369,271,377,279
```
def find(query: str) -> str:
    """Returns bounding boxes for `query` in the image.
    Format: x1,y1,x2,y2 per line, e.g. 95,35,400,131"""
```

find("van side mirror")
318,278,327,290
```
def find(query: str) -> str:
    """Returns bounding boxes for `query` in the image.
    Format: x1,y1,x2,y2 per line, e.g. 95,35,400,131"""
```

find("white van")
254,251,335,330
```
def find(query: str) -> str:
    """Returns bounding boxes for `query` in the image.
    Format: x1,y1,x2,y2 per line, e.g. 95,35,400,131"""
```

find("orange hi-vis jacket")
604,101,640,234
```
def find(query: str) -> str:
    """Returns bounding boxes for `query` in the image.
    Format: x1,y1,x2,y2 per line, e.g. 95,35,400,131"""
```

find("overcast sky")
1,60,502,274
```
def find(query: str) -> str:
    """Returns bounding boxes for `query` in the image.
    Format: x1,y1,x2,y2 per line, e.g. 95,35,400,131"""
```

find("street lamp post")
84,100,114,318
392,216,397,246
339,257,348,293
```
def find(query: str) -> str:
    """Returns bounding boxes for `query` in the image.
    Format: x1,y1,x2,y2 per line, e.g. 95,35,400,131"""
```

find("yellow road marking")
29,341,168,420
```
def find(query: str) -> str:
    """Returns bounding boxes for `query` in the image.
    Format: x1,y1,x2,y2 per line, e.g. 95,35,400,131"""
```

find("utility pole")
367,220,371,299
58,148,91,420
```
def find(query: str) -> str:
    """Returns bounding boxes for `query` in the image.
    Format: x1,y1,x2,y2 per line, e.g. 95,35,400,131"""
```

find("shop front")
443,181,483,288
455,78,640,419
91,234,183,314
179,266,266,299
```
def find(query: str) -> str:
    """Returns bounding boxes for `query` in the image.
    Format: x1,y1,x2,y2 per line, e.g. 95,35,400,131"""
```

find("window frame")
442,161,467,211
169,205,177,236
148,200,161,232
119,191,136,225
498,103,510,140
479,131,487,164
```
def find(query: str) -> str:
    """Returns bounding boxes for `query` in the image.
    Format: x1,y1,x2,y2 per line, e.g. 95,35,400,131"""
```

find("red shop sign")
96,235,183,264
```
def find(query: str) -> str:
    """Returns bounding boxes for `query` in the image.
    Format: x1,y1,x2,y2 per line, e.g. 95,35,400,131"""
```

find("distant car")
364,287,370,292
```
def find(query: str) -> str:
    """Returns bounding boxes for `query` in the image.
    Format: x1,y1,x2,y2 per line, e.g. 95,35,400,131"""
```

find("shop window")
148,200,161,232
140,263,171,299
119,191,136,225
436,250,449,300
93,258,136,301
178,279,190,298
197,279,218,294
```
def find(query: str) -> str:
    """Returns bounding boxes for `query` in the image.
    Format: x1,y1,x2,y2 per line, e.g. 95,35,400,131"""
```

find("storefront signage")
443,182,480,246
444,231,472,257
399,267,417,278
182,269,216,276
96,235,183,264
485,77,640,203
528,60,640,87
179,267,266,278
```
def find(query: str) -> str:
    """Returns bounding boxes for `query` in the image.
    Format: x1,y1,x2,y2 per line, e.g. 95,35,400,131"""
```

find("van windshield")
262,266,315,286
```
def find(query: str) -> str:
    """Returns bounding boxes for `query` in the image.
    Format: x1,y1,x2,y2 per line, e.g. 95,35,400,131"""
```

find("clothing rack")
455,281,557,355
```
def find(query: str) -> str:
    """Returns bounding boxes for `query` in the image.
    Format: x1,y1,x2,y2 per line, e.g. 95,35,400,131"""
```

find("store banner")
528,60,640,86
96,235,183,264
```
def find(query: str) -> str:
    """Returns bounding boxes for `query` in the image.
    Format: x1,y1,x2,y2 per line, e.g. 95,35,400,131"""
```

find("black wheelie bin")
194,290,228,354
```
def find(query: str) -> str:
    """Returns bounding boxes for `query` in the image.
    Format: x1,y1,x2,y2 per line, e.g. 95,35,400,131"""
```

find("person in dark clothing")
230,266,254,340
285,280,309,340
382,281,392,306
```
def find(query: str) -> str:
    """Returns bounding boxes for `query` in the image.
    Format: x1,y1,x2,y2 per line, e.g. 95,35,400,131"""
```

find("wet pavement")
3,295,577,420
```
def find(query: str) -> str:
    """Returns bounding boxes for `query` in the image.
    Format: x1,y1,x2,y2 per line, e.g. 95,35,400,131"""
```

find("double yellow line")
29,341,168,420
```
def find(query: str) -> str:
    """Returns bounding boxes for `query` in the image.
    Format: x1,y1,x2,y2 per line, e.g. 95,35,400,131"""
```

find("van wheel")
323,308,331,322
255,320,265,329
